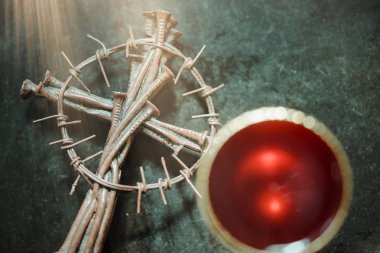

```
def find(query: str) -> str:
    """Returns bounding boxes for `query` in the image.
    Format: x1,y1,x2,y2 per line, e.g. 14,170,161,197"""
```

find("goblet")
197,107,352,253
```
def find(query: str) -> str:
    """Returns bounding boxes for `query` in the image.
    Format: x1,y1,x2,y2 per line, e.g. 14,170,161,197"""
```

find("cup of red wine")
197,107,352,253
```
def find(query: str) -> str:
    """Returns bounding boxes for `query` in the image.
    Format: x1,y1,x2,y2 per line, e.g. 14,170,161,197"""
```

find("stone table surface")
0,0,379,252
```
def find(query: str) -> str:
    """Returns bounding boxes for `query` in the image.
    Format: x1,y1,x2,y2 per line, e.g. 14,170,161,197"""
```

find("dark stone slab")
0,0,379,252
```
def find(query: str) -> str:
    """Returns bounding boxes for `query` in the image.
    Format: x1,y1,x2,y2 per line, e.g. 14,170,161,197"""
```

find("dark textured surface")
1,0,379,252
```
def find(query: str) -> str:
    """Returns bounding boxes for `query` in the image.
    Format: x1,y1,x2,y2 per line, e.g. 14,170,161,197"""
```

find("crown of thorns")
20,10,223,253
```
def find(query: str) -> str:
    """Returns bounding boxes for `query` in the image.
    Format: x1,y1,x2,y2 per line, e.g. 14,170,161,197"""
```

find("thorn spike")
161,157,172,189
182,86,207,96
82,150,103,163
158,179,168,205
179,170,203,199
61,134,96,150
192,45,206,65
192,113,219,119
70,175,81,195
33,114,67,123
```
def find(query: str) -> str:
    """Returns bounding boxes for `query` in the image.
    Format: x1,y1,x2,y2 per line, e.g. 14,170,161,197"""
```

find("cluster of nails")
20,10,223,253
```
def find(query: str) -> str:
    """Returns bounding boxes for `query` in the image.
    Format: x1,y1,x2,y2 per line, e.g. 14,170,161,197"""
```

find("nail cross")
20,10,222,253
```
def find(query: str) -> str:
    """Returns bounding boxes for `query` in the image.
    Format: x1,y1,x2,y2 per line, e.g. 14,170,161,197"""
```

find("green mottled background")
1,0,379,252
